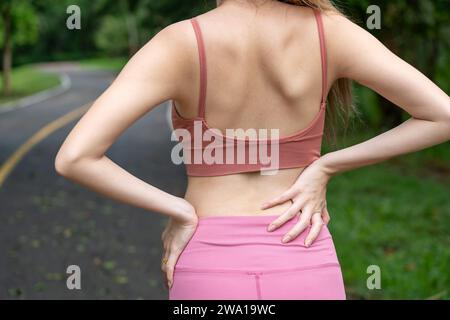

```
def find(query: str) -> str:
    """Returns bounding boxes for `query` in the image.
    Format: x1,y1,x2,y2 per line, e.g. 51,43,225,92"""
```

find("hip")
174,214,341,273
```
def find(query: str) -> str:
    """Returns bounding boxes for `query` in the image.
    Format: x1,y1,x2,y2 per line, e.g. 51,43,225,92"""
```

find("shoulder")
147,19,197,67
319,10,387,77
321,10,376,40
151,19,196,50
319,9,363,42
123,19,197,79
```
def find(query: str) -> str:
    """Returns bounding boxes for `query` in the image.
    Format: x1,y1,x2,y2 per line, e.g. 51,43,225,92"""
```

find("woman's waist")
190,198,292,218
192,214,333,246
185,169,304,217
175,215,339,272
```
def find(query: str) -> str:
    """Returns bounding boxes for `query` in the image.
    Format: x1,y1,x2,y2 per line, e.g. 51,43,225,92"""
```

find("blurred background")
0,0,448,299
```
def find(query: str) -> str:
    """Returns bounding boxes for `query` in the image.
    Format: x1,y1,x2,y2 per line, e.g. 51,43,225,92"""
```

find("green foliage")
4,0,447,126
78,57,128,71
342,0,450,88
11,1,39,45
324,129,450,299
329,160,450,299
6,1,216,64
335,0,450,128
353,85,382,128
94,15,130,56
92,0,214,56
0,0,39,48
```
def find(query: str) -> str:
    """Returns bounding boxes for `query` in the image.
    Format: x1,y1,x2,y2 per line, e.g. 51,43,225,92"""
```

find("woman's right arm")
317,12,450,177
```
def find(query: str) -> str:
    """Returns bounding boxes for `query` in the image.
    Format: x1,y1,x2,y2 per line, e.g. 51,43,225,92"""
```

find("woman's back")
174,2,330,217
55,0,450,299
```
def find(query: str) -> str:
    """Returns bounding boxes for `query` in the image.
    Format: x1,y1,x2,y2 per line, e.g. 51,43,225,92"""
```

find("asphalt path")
0,63,187,299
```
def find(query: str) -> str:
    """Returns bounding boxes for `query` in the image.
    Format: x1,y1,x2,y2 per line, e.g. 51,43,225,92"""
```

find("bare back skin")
175,2,329,218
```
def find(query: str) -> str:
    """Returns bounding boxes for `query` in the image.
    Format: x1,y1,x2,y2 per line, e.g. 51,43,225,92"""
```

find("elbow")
428,107,450,141
54,148,84,177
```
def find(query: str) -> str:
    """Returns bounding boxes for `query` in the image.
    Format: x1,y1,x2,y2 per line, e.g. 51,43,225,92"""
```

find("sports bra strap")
313,9,328,105
190,18,207,118
189,12,326,117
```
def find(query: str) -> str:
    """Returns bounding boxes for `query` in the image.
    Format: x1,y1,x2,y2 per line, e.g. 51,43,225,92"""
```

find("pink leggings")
169,214,346,300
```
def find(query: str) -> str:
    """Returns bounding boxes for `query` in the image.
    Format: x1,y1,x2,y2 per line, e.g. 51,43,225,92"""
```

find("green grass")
0,58,127,106
324,129,450,299
78,57,128,72
0,66,61,105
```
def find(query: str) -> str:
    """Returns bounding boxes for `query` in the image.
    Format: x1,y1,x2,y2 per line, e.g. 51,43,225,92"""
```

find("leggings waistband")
174,214,339,272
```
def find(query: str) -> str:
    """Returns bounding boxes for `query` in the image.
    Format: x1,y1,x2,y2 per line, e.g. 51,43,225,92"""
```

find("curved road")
0,63,186,299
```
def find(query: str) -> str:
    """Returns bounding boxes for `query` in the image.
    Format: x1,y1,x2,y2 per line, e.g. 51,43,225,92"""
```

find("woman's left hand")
261,159,333,246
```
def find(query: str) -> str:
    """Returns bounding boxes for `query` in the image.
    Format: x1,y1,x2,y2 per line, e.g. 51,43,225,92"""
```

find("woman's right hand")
160,199,198,289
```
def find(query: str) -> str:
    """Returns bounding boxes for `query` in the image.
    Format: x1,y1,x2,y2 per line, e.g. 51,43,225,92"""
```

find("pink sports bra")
171,9,328,176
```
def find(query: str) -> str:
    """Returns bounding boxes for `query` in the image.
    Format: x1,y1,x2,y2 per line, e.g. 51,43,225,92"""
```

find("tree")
0,0,38,95
1,1,12,95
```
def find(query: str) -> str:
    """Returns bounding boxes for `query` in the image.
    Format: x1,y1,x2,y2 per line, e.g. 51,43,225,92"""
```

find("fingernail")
282,236,290,243
267,224,274,232
305,240,311,247
168,281,172,288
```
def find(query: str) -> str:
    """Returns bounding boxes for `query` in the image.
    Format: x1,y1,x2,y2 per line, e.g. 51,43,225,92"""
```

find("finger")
161,250,169,272
161,269,169,290
281,207,313,243
165,251,180,289
305,212,324,247
161,228,168,241
161,251,170,289
322,206,331,225
267,199,304,232
261,188,296,210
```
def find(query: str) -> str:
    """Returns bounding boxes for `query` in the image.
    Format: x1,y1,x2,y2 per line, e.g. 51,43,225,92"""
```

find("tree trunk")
2,6,12,96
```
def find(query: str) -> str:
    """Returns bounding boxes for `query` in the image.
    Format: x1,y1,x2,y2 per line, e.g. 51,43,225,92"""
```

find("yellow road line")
0,102,92,187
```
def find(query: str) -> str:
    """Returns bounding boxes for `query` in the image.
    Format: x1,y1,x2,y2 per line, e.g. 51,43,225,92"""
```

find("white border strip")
0,73,71,114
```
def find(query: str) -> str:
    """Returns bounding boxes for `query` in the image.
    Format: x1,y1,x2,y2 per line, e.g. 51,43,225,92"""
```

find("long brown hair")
218,0,358,146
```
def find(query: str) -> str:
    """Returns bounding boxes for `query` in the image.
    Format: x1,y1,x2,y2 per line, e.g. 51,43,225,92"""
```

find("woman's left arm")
55,21,196,224
317,13,450,176
262,12,450,245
